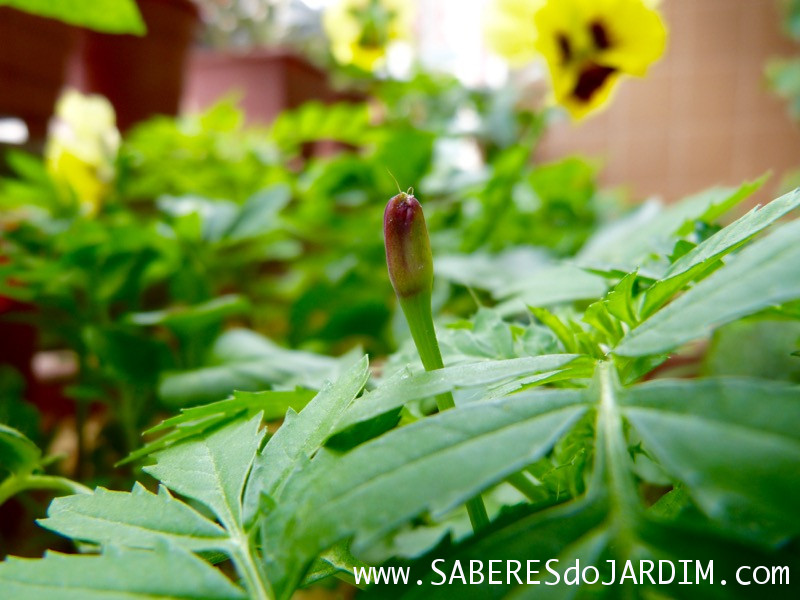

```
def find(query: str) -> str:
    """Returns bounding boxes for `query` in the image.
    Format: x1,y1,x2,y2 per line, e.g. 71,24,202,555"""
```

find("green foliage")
269,101,372,155
330,354,588,442
780,0,800,40
4,360,373,599
0,367,40,440
0,423,40,477
769,0,800,120
3,179,799,598
120,102,284,202
617,219,800,356
459,156,604,255
0,546,247,599
243,356,370,518
703,318,800,380
42,484,230,551
33,415,267,598
125,387,316,463
265,387,589,594
0,423,89,509
2,42,800,597
639,186,800,317
0,0,144,34
157,328,358,407
369,372,800,599
767,57,800,121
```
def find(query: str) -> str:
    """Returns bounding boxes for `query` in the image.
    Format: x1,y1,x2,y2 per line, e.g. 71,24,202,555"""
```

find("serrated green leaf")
266,389,588,594
578,178,765,272
0,545,246,599
39,483,228,552
641,187,800,317
507,528,609,600
303,543,367,587
330,355,581,438
616,219,800,356
530,308,580,353
605,271,639,326
123,388,314,464
243,357,369,521
376,499,606,600
150,390,315,434
383,364,800,599
622,378,800,532
145,415,264,531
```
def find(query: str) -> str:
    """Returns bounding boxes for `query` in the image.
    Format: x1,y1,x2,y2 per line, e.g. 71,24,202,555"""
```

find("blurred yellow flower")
45,89,120,215
323,0,413,72
485,0,545,67
486,0,667,120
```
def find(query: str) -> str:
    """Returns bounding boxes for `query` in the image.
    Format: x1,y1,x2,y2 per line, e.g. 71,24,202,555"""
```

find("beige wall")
536,0,800,204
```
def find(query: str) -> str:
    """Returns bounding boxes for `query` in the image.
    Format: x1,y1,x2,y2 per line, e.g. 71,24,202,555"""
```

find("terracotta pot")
0,299,37,397
182,49,339,125
0,245,71,419
75,0,199,130
0,8,77,141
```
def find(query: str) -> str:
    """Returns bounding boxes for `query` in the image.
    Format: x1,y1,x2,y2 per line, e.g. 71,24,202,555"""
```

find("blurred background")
3,0,800,561
2,0,799,201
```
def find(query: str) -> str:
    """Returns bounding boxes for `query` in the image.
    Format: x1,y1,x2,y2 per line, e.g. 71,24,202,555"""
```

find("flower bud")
384,192,433,299
383,190,491,532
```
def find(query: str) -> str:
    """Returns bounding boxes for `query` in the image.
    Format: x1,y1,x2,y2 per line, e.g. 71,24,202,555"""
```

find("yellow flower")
323,0,413,72
45,89,120,215
486,0,667,120
485,0,545,67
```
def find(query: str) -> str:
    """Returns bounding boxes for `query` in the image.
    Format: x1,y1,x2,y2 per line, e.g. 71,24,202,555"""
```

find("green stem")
506,471,542,502
0,473,92,508
119,388,141,454
230,535,274,600
398,292,490,531
398,292,443,372
597,362,640,513
595,362,641,562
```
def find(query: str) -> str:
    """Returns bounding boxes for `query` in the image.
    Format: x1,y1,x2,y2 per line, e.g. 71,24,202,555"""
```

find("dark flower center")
573,63,616,101
590,20,611,50
556,33,572,63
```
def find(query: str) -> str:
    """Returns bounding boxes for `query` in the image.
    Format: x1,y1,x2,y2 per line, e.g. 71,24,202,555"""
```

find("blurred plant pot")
0,246,72,419
0,299,37,399
0,8,77,141
182,49,339,125
74,0,199,131
0,300,75,421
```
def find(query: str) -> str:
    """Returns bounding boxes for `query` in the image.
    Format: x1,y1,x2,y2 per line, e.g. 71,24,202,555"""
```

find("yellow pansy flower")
486,0,667,120
45,89,120,215
323,0,413,72
485,0,545,67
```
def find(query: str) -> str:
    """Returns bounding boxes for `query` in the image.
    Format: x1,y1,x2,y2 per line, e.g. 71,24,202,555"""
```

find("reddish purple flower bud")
384,192,434,299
